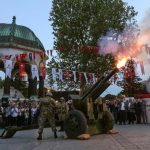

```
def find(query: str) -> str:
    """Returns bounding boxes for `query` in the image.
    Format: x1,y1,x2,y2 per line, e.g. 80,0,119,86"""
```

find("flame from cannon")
117,57,128,69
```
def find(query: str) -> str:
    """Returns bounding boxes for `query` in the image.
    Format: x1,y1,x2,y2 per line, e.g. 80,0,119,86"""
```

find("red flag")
15,54,19,61
66,69,71,80
85,46,91,53
39,51,44,59
58,47,64,51
93,47,99,55
79,72,83,82
39,62,46,80
20,53,26,61
19,63,25,77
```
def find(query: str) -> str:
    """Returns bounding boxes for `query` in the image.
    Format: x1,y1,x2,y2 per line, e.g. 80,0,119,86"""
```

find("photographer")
10,102,18,126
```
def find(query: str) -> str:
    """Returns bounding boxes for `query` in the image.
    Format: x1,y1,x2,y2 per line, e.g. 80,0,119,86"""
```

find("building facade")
0,16,46,98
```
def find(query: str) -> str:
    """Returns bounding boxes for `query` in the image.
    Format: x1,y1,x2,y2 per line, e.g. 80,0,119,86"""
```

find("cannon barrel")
81,68,119,101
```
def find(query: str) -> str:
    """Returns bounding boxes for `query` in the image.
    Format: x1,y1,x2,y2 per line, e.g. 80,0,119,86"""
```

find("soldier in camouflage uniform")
56,97,68,132
37,92,57,140
95,97,107,119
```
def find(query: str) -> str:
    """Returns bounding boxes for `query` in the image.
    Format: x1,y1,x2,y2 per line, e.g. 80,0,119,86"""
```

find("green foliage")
50,0,137,48
48,0,137,91
104,94,116,100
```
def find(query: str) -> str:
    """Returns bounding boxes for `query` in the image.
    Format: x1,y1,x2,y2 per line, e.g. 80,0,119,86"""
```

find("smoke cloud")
98,9,150,78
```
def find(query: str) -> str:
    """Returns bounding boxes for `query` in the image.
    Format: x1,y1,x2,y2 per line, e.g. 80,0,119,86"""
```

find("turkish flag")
19,63,25,77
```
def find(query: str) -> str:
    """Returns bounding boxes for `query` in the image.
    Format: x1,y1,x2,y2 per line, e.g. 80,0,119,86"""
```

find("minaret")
10,16,16,42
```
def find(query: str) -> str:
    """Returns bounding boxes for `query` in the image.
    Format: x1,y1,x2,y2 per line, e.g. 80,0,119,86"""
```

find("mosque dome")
0,16,44,50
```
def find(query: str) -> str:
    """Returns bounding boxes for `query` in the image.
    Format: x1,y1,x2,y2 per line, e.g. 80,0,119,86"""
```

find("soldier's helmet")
60,97,65,101
45,92,53,97
95,97,103,104
67,99,73,104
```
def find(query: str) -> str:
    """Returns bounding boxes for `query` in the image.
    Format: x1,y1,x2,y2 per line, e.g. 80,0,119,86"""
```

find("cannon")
63,68,119,138
0,68,118,139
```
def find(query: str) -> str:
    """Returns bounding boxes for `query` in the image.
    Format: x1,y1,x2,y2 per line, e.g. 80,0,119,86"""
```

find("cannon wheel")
64,110,87,139
96,111,114,133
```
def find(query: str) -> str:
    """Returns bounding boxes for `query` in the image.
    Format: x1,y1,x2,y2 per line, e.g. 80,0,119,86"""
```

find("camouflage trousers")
38,113,56,134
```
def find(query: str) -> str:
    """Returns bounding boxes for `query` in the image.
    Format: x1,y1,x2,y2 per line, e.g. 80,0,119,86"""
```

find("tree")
48,0,137,91
104,94,116,100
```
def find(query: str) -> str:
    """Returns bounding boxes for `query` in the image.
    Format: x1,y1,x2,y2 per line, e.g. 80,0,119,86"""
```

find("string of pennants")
4,59,46,81
1,51,45,61
50,68,121,84
2,44,147,61
50,68,98,84
3,45,149,61
46,46,150,68
46,46,99,57
50,60,145,84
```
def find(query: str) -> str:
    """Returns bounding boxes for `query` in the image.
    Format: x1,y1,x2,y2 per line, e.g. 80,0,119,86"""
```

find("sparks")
117,57,128,68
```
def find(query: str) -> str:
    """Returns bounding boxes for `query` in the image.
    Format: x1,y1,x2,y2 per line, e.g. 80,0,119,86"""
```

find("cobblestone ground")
0,124,150,150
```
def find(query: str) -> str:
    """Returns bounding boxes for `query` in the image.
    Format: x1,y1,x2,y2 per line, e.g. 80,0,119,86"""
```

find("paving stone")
0,124,150,150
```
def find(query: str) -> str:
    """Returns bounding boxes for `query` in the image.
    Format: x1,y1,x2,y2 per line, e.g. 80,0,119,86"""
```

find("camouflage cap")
46,92,53,97
67,100,73,104
60,97,65,100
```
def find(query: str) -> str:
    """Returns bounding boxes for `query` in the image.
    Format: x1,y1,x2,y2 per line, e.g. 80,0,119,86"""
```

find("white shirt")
121,102,125,110
11,107,18,117
4,107,11,117
31,108,37,117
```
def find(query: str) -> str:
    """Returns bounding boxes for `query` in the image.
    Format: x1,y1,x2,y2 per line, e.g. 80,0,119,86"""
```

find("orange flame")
117,57,128,68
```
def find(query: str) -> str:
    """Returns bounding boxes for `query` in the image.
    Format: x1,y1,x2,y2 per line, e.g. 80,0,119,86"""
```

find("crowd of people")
107,97,148,125
0,97,74,128
0,99,40,127
0,96,148,129
0,94,149,140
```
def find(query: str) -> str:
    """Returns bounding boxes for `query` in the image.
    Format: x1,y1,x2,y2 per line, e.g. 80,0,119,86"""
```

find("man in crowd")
118,98,128,125
134,98,142,124
37,92,57,140
141,98,147,124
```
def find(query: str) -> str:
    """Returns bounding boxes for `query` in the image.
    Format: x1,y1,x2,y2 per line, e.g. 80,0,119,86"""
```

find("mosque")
0,16,47,99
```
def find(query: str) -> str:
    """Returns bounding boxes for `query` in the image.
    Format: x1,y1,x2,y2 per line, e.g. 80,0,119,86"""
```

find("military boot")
37,133,42,140
54,131,58,139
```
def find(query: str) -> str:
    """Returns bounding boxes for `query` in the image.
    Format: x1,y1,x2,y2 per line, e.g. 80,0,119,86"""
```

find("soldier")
87,97,95,121
66,99,75,111
95,97,104,119
37,92,57,140
57,97,68,132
